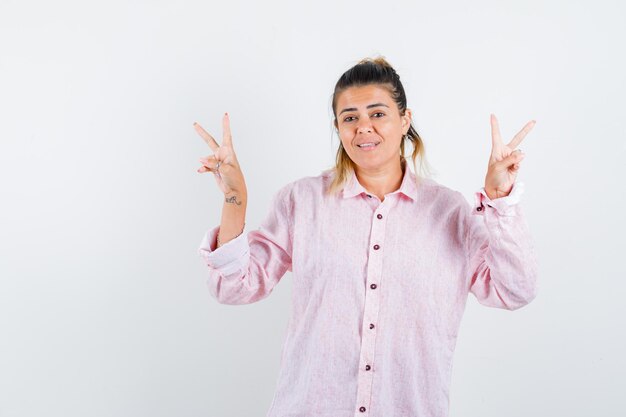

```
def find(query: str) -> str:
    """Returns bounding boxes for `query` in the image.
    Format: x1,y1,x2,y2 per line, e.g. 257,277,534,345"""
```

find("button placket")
354,203,389,417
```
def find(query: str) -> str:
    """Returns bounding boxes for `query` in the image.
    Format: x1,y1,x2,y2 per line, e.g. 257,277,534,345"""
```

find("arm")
216,189,247,249
465,181,539,310
197,183,294,305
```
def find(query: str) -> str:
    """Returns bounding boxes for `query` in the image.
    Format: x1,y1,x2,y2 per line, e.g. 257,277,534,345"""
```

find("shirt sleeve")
197,183,294,305
464,181,539,310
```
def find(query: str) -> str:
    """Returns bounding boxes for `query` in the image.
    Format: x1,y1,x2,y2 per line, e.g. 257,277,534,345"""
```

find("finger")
202,154,227,169
507,119,536,149
511,157,524,171
199,154,218,162
198,163,217,173
222,112,233,146
491,149,520,171
199,156,221,172
199,155,215,166
197,163,223,174
194,122,220,152
214,145,238,167
490,113,503,148
504,150,525,167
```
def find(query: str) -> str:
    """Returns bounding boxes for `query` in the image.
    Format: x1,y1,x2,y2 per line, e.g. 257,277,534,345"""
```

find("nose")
357,118,373,134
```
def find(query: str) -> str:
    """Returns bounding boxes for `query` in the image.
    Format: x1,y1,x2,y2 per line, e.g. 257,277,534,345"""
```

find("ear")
402,108,412,134
333,119,338,130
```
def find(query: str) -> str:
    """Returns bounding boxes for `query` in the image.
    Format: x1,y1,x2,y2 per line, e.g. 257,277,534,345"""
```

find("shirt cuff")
198,225,250,275
473,181,525,216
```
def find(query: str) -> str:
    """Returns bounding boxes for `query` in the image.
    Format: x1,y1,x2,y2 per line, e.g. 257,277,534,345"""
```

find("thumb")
501,149,524,168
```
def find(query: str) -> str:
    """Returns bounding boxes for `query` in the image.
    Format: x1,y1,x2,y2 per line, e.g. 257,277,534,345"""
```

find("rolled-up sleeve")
198,226,250,276
464,181,539,310
197,183,294,305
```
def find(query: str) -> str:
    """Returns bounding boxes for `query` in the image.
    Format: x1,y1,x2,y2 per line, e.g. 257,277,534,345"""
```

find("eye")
343,112,384,123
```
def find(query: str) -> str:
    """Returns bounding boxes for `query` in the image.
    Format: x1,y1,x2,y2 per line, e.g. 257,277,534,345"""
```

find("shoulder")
280,168,334,197
418,178,474,244
272,169,334,206
417,177,469,211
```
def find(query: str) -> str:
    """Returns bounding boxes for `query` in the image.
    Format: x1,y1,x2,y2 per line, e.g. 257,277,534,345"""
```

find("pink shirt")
198,166,538,417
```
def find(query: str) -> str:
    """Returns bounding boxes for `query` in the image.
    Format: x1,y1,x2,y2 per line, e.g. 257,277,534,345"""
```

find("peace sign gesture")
194,113,247,196
484,114,536,200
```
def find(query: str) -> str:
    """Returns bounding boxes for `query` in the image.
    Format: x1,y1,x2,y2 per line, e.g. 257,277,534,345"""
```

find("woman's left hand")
484,114,536,200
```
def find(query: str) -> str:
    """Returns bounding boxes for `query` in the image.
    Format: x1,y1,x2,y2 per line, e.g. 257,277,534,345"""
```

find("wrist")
223,190,247,206
484,188,509,200
225,186,246,199
217,222,245,248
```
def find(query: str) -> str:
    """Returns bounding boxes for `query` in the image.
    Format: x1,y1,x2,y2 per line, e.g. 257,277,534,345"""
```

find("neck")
354,159,405,201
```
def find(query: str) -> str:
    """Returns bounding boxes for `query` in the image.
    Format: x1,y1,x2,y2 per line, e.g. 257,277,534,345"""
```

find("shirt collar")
341,162,418,202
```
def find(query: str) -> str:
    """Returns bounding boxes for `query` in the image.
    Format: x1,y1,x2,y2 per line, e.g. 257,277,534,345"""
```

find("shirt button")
370,283,377,289
359,406,366,412
377,213,382,219
369,323,375,329
373,244,380,250
476,206,483,211
365,365,371,371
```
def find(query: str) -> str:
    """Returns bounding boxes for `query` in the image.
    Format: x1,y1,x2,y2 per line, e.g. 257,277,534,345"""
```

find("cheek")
338,129,353,146
341,137,353,151
380,122,400,135
382,124,404,141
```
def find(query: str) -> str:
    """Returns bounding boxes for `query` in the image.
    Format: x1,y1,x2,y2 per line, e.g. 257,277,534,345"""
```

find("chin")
354,159,381,170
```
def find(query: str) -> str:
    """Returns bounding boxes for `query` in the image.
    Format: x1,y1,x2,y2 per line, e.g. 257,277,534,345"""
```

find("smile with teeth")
357,142,380,148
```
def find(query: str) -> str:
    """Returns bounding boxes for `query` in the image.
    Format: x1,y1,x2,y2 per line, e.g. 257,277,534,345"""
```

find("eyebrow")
338,103,389,116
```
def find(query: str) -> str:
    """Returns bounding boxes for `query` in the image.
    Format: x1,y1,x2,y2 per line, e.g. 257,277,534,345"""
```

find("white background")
1,0,624,416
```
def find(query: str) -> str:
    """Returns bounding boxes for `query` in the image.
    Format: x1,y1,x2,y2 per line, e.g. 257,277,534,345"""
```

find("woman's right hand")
194,113,247,196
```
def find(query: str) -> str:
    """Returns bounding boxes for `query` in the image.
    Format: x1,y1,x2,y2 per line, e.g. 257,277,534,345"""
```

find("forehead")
336,84,394,108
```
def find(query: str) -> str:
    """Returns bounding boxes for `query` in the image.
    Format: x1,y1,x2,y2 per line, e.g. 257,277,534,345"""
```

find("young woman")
195,57,538,417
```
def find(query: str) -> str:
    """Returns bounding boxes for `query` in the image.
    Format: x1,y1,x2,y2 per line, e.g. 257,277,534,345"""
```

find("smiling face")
334,84,412,173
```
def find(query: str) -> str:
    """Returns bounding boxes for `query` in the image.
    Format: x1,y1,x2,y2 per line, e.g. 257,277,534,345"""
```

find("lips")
356,141,381,148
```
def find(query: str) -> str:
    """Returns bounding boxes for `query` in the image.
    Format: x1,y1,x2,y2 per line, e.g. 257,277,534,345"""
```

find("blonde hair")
325,56,432,196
